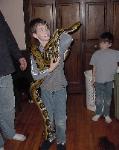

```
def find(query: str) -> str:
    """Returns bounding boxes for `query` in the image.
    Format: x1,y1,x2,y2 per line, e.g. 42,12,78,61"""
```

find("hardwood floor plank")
4,94,119,150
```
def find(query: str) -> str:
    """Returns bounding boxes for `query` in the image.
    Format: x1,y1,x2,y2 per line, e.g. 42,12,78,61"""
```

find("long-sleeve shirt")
31,32,73,91
0,11,22,77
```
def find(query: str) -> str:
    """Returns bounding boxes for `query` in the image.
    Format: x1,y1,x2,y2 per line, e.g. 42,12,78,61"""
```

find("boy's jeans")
41,87,67,144
95,81,113,116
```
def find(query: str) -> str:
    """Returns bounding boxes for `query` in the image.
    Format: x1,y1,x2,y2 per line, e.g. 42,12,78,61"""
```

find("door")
56,1,83,93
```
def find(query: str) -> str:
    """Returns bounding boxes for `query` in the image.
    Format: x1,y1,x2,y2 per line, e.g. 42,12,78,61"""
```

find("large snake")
30,21,81,141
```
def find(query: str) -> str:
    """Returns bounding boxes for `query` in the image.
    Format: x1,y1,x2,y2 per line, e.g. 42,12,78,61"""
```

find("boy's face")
99,41,112,49
33,23,50,42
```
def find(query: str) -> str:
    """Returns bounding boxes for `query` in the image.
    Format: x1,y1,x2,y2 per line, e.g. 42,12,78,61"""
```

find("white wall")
0,0,26,50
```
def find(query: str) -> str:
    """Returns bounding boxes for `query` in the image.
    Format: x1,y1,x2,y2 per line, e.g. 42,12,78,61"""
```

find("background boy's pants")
41,87,67,144
0,74,16,147
95,81,113,116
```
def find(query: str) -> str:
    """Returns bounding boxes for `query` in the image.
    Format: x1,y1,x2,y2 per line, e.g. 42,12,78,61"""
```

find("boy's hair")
100,32,114,43
29,18,48,34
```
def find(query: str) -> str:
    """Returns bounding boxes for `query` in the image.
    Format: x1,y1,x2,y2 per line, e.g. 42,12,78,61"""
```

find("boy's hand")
48,57,60,72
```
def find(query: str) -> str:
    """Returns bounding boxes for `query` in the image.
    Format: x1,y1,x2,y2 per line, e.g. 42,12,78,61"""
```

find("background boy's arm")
92,66,96,85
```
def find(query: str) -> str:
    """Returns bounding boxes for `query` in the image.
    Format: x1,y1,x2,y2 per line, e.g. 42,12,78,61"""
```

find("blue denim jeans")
0,74,16,147
41,87,67,144
95,81,113,116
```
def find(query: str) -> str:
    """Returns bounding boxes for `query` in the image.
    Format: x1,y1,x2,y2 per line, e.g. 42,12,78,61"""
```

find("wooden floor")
5,94,119,150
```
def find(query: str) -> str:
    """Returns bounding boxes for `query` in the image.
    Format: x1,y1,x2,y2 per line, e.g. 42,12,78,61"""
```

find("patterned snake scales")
30,21,81,141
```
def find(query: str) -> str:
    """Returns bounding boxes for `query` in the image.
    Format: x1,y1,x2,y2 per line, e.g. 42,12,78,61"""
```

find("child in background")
90,32,119,123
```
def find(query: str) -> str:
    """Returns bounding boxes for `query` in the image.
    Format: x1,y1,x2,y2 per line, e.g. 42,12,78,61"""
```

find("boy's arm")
64,49,70,60
92,66,96,85
89,52,96,85
31,56,60,80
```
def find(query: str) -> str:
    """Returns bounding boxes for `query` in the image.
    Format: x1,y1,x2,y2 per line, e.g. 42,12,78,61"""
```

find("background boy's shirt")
90,49,119,83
